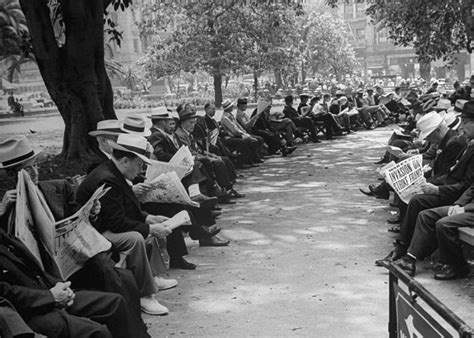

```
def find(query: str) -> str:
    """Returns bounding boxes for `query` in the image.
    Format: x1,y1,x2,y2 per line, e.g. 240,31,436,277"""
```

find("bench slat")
459,227,474,246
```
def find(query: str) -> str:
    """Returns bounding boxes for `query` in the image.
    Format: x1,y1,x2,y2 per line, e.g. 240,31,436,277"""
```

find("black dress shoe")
199,236,230,247
312,139,322,143
388,225,401,233
254,159,264,163
250,163,259,167
375,245,406,267
211,210,222,218
434,263,470,280
190,225,221,240
359,187,374,197
374,158,388,165
169,257,197,270
387,216,400,224
228,188,245,198
212,205,222,211
394,256,416,276
281,146,297,157
238,164,252,169
369,184,390,199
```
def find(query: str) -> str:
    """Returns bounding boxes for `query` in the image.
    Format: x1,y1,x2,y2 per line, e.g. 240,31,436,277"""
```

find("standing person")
283,95,320,143
7,92,15,110
76,134,175,315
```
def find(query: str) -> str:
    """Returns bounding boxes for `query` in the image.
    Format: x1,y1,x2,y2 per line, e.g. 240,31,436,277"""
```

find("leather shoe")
199,235,230,247
250,163,259,167
211,210,222,218
169,257,196,270
394,256,416,276
190,225,221,240
387,216,400,224
254,159,264,163
388,225,401,233
434,263,470,280
191,194,218,209
212,205,222,211
374,158,388,164
369,184,390,200
375,244,406,267
228,188,245,198
359,187,374,197
238,163,252,169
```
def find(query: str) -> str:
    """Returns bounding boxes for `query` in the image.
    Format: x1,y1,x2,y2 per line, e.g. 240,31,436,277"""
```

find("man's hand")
146,215,169,224
420,182,439,195
89,200,101,219
149,223,172,238
0,189,16,216
406,149,419,155
132,183,153,197
448,205,465,216
50,281,75,308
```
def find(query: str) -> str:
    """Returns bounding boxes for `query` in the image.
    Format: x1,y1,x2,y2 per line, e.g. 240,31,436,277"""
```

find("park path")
1,114,473,337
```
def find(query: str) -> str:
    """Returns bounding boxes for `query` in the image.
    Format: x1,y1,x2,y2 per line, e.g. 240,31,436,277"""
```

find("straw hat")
0,136,42,169
416,112,444,140
89,119,122,137
121,116,151,137
148,107,173,120
110,134,151,164
222,99,234,111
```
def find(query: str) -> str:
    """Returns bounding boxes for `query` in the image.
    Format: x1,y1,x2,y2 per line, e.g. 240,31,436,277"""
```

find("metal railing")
385,261,474,338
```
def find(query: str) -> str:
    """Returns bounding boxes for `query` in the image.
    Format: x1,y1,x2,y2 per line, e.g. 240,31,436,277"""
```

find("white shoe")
154,276,178,290
140,296,169,315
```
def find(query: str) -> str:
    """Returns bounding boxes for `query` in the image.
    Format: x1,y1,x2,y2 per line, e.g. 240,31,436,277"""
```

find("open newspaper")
140,171,199,207
382,155,426,204
146,145,194,181
14,170,112,279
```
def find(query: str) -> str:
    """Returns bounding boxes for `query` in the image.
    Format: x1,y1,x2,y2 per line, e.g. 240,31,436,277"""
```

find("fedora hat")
148,107,173,120
121,116,151,137
222,99,234,111
110,134,151,165
454,99,468,113
416,112,444,140
89,119,122,137
0,136,42,169
178,107,197,121
461,101,474,120
441,111,462,130
237,97,248,105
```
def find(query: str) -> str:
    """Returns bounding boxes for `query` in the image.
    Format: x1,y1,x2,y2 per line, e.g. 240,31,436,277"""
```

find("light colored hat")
121,116,151,137
89,119,122,137
222,99,234,111
0,136,42,169
416,112,445,140
110,134,151,164
338,96,348,104
422,98,440,113
441,111,462,130
148,107,173,120
433,99,451,111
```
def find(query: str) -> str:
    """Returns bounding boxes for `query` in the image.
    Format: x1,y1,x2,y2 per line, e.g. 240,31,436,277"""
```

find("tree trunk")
20,0,116,160
213,73,223,107
419,58,431,81
253,70,258,102
274,69,283,89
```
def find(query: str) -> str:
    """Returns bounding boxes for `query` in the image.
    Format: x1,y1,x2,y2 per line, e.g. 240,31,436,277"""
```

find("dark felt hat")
461,101,474,120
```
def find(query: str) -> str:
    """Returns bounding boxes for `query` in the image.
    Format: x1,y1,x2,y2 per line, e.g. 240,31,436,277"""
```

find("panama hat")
441,111,462,130
0,136,42,169
148,107,173,120
89,119,122,137
222,99,234,111
178,107,197,121
110,133,151,165
416,112,445,140
121,116,151,137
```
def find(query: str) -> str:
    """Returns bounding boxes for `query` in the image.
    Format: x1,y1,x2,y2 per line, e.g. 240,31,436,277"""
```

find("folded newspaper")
381,155,426,204
161,210,191,230
146,145,194,182
140,171,199,207
15,170,112,279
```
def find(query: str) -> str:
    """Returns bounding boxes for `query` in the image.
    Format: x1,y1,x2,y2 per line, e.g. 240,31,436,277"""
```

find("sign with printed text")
394,284,452,338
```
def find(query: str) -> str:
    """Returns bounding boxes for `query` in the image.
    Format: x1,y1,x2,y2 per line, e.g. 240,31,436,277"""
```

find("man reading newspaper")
0,136,149,337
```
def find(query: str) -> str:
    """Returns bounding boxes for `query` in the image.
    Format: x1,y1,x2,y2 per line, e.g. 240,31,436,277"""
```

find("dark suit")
283,104,318,141
0,297,34,338
398,140,474,245
0,228,147,337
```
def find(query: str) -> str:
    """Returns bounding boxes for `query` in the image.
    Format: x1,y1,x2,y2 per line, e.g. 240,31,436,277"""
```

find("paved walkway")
143,128,472,337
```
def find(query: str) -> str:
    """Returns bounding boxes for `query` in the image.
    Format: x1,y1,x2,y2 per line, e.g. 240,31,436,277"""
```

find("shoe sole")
141,307,169,315
157,282,178,291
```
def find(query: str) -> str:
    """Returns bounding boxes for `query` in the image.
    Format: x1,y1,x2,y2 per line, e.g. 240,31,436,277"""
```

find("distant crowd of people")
360,75,474,280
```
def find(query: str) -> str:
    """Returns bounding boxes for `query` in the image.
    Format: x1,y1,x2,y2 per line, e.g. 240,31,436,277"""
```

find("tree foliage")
0,0,29,58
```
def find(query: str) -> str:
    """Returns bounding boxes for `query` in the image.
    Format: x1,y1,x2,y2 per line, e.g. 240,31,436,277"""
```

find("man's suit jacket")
283,105,300,121
438,140,474,201
175,126,200,154
38,180,79,221
0,228,60,321
76,160,150,238
147,126,179,162
430,130,465,178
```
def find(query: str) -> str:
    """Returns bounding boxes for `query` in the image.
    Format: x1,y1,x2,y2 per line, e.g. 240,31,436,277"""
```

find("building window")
356,28,365,41
377,28,388,44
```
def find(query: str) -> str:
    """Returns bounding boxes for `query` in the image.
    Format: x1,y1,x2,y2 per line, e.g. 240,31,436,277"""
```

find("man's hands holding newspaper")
420,182,439,195
147,215,172,238
448,205,465,216
0,189,16,216
132,183,153,198
50,281,75,308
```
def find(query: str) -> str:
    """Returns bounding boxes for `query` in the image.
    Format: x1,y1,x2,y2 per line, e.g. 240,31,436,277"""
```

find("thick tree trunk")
20,0,116,160
274,69,283,89
419,58,431,81
253,70,258,102
213,73,223,107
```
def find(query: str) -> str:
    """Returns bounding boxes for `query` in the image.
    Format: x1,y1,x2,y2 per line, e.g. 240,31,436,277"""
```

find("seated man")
0,137,148,337
220,99,262,168
283,95,320,143
76,134,174,315
234,97,267,156
393,184,474,278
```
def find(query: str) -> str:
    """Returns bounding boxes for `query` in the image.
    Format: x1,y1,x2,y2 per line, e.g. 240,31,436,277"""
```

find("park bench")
459,227,474,247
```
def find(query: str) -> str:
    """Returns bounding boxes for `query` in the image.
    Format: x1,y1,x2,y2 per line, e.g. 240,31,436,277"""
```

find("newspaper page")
301,106,311,116
14,170,44,270
146,159,189,182
383,155,426,204
139,171,199,207
54,184,112,279
169,145,194,171
161,210,191,230
209,128,219,146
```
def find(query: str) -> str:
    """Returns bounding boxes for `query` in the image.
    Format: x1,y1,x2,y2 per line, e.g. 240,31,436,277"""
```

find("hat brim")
89,130,122,137
120,125,151,137
109,142,151,165
0,148,42,170
147,115,173,120
418,116,445,140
